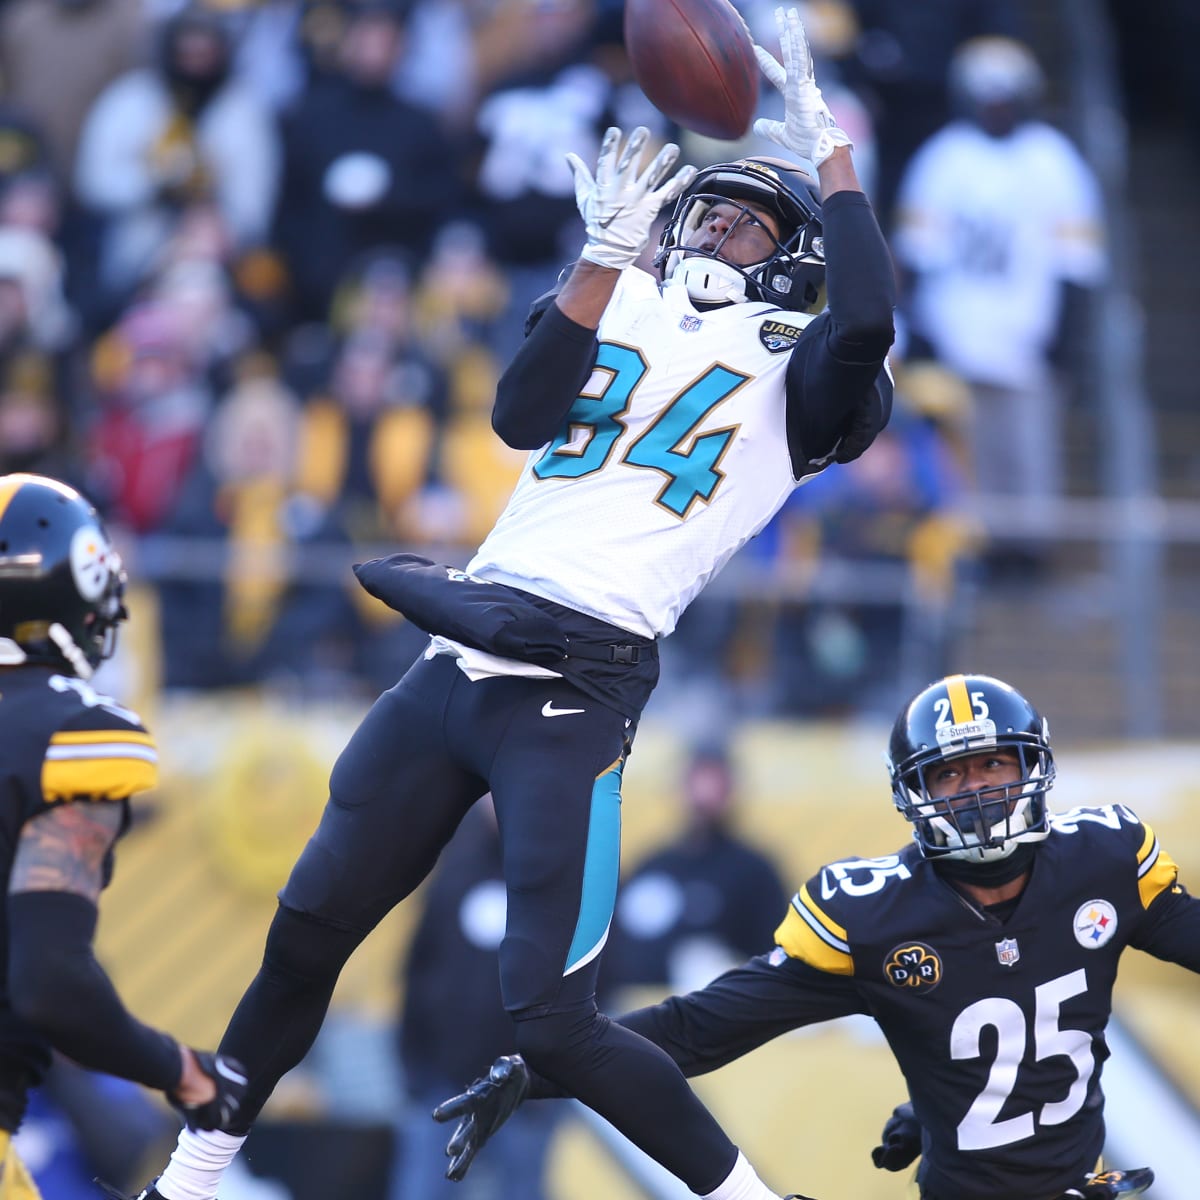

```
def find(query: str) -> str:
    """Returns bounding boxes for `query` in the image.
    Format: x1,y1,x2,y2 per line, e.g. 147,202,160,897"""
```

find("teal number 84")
532,343,751,518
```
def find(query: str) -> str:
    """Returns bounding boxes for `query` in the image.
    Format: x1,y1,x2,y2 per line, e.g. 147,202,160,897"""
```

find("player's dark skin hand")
432,1054,531,1181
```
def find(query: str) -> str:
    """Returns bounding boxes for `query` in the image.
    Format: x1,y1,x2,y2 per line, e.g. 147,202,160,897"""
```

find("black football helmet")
0,473,127,678
654,156,824,311
886,674,1054,863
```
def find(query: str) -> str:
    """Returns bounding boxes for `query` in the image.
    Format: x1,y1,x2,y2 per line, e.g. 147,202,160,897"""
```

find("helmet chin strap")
670,257,756,305
49,622,95,679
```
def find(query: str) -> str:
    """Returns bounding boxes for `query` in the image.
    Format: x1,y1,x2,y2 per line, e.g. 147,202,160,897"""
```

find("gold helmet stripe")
0,473,82,524
0,477,24,523
944,674,975,724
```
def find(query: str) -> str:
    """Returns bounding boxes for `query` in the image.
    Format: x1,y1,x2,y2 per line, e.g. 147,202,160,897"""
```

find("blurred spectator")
271,0,466,322
390,796,561,1200
286,284,452,682
602,747,789,1000
294,267,450,548
73,4,281,319
0,352,81,483
0,225,75,361
85,299,213,533
155,362,361,692
412,222,526,547
0,0,145,189
468,1,652,353
840,0,1025,226
751,368,978,720
0,223,82,448
891,36,1107,577
0,105,55,195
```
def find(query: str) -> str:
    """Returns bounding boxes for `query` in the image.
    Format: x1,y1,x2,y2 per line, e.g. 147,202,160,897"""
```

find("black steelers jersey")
618,805,1200,1200
0,665,158,1103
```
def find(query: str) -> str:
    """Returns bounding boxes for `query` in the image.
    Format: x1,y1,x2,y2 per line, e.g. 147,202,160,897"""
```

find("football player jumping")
436,674,1186,1200
0,473,245,1199
125,9,892,1200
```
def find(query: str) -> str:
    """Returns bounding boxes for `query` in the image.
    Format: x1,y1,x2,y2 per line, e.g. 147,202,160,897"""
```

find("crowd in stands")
0,0,1103,724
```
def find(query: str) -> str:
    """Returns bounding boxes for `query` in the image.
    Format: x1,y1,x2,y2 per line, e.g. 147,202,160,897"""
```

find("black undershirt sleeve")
7,891,182,1091
491,302,599,450
784,189,897,475
526,952,866,1099
1130,882,1200,972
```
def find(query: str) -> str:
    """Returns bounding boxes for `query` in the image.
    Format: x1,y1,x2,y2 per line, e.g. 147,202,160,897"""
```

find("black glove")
871,1100,921,1171
432,1054,531,1181
168,1051,248,1132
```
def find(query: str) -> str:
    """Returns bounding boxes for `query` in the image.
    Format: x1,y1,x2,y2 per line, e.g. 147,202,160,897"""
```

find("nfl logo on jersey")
995,937,1020,967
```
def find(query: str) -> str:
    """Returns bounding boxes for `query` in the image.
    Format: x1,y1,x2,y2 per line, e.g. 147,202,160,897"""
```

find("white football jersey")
467,269,818,639
893,120,1107,388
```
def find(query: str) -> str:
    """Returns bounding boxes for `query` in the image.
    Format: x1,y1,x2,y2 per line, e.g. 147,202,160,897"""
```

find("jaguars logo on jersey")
759,318,808,353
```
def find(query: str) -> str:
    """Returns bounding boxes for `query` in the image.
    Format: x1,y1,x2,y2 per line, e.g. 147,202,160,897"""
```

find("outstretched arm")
491,127,695,448
754,6,895,474
7,802,245,1131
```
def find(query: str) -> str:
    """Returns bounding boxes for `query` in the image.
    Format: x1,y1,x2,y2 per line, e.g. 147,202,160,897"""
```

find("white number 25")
933,691,990,727
951,969,1094,1150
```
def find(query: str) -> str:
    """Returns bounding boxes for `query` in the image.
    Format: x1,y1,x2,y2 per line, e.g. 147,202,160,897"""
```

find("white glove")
565,126,697,271
753,6,853,168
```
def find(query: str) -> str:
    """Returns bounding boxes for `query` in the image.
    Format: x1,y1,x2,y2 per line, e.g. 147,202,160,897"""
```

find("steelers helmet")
654,156,825,311
0,473,127,678
886,673,1054,863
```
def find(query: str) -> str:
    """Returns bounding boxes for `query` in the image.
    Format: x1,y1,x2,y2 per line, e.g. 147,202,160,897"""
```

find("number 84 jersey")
469,270,823,640
775,806,1200,1199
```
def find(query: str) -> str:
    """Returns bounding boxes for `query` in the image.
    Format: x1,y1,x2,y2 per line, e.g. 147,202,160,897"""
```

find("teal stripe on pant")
564,762,623,976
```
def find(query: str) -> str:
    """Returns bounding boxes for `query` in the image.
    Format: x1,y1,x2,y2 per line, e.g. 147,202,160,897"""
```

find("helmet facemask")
899,740,1054,863
654,159,825,312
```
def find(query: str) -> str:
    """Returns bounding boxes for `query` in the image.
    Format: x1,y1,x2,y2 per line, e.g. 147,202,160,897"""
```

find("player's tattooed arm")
9,803,123,901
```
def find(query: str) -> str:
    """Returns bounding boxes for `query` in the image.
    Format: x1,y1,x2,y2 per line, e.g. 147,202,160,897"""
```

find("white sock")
701,1150,783,1200
154,1128,248,1200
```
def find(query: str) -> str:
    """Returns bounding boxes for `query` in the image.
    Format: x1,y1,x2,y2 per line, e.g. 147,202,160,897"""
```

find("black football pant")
217,653,741,1193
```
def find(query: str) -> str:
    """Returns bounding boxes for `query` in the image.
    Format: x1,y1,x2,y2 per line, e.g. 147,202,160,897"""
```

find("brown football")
624,0,759,141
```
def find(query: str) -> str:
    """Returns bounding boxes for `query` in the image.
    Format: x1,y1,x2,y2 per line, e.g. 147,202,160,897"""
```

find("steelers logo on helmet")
70,523,117,602
0,473,128,677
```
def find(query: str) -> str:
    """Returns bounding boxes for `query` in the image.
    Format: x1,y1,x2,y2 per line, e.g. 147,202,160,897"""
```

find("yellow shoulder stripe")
1136,821,1178,909
42,756,158,802
774,884,854,976
50,729,154,749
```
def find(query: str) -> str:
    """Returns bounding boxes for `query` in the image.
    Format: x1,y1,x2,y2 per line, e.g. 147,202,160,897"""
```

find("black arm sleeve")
7,891,182,1092
785,189,897,474
618,953,866,1077
491,303,600,450
1129,881,1200,972
525,953,865,1101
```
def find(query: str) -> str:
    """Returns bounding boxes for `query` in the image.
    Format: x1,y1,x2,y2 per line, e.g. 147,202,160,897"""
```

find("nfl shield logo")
995,937,1020,967
679,315,703,332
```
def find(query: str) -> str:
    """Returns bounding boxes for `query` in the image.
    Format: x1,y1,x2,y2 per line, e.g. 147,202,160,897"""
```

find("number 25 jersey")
776,806,1200,1199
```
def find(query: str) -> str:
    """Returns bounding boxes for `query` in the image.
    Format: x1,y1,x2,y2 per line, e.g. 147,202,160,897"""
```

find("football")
624,0,759,141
